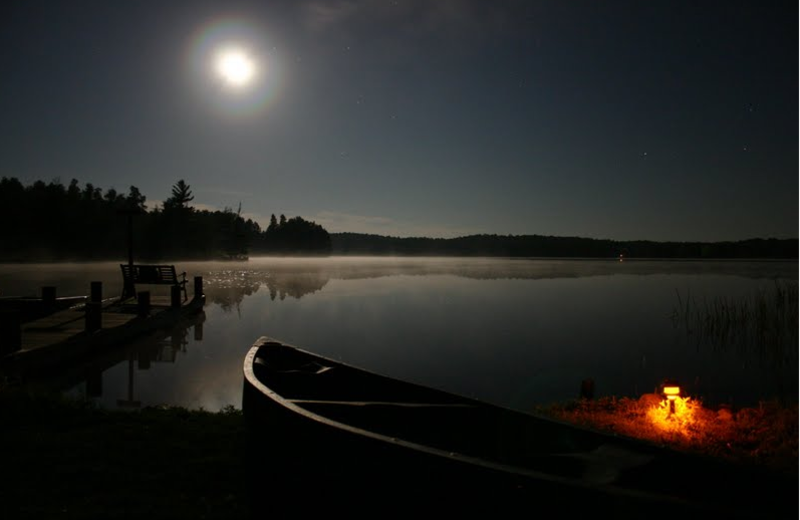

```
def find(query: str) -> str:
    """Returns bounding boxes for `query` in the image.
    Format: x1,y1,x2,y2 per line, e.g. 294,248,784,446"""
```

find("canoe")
242,336,797,518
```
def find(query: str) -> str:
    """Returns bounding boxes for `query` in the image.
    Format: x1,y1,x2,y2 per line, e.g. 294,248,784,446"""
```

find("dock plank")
2,294,205,378
20,303,146,352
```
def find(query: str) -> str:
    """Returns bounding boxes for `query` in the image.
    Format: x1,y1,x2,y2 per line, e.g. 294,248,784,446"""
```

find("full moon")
214,47,257,88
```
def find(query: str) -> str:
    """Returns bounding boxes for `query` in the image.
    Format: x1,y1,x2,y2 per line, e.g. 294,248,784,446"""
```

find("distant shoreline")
329,233,799,260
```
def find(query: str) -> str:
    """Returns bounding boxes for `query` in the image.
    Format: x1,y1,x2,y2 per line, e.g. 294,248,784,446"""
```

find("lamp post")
118,207,143,300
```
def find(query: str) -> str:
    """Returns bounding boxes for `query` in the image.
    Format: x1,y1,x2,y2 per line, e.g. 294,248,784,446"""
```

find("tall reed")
671,279,798,367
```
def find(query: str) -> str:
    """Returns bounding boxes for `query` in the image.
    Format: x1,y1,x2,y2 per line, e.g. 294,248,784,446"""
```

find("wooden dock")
0,281,205,381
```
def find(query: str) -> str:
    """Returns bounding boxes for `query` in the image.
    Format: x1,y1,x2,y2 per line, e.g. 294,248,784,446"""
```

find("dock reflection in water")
64,311,206,408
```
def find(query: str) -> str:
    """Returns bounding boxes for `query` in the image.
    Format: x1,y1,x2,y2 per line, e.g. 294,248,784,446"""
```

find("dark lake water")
1,257,797,412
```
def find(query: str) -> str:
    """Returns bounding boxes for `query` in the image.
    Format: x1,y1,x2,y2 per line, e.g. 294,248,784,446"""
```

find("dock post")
86,371,103,397
0,311,21,355
86,281,103,332
138,291,151,317
85,302,102,332
194,276,203,299
194,321,204,341
171,285,182,308
42,286,56,305
90,281,102,303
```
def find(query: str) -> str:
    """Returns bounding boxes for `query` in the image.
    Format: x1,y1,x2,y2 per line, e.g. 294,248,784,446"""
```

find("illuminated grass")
539,396,798,477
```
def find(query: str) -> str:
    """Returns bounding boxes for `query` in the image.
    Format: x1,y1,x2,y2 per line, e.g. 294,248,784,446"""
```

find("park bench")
120,264,188,302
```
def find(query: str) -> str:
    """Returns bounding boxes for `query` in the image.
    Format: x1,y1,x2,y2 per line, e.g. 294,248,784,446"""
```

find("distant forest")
0,177,795,262
0,177,331,261
331,233,798,259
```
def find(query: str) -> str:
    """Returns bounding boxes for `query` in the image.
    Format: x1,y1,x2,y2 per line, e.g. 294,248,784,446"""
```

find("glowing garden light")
661,380,681,414
646,379,698,434
663,384,681,401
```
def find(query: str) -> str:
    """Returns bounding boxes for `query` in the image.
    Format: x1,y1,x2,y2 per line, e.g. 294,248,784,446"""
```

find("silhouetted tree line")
0,177,331,261
2,177,792,261
331,233,798,259
258,213,332,255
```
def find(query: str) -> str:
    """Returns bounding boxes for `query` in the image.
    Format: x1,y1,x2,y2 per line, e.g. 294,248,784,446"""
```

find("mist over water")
1,257,796,411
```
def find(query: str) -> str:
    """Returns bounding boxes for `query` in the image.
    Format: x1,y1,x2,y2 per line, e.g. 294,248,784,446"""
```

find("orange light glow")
647,396,698,436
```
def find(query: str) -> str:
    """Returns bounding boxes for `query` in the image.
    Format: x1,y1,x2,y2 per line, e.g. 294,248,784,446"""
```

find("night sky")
1,0,797,241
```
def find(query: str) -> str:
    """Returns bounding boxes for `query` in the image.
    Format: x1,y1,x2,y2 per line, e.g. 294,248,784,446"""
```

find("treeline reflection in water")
0,257,796,411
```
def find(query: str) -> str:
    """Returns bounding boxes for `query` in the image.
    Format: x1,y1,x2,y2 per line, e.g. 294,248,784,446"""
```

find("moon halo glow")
187,17,280,117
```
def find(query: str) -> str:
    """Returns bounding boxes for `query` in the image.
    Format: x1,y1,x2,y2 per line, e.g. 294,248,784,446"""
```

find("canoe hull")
242,336,797,517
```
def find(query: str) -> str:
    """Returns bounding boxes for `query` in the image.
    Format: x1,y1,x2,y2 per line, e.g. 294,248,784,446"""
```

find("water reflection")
115,319,202,409
63,312,206,407
203,268,329,312
1,258,796,411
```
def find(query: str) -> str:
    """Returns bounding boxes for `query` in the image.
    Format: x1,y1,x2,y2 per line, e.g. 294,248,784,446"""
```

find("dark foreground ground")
1,389,796,519
0,391,250,520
